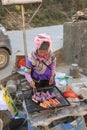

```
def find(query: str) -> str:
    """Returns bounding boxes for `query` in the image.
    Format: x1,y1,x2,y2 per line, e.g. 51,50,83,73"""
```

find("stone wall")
63,21,87,68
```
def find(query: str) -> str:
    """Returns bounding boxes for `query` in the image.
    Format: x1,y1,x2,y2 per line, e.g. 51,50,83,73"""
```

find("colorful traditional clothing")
25,34,56,87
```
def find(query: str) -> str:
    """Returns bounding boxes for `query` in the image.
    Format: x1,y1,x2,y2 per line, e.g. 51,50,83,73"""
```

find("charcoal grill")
23,86,70,113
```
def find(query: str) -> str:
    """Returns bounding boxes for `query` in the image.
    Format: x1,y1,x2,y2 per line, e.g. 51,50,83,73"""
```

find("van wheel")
0,48,9,69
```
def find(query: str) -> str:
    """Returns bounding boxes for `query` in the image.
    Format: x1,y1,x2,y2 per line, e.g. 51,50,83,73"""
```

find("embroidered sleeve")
24,72,33,83
25,54,35,83
51,53,56,76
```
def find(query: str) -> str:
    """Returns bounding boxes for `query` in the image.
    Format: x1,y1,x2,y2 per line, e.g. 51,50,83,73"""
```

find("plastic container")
6,80,17,94
69,64,79,78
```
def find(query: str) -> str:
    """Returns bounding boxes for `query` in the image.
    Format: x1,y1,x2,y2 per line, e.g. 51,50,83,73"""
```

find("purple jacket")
25,50,56,83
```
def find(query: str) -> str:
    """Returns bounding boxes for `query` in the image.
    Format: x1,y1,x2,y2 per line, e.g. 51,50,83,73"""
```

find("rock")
0,110,11,129
72,9,87,22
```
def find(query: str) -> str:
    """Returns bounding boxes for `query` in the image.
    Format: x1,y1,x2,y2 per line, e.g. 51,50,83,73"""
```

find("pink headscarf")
34,34,52,50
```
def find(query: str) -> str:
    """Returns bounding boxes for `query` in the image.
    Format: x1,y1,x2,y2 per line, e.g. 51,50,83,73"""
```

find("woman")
25,34,56,88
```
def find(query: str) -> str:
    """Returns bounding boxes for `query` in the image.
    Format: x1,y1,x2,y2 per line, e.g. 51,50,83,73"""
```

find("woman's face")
37,49,48,57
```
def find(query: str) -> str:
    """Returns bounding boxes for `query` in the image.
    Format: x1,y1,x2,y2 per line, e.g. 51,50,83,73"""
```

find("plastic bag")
49,116,86,130
0,85,18,117
55,72,71,92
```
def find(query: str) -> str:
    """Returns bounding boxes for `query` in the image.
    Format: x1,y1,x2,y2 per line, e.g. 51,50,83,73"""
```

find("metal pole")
21,4,27,65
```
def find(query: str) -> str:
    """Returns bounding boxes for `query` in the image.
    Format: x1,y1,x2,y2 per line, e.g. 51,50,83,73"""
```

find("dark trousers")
35,80,49,88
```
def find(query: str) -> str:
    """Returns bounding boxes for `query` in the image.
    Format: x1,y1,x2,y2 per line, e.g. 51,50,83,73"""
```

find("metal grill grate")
24,86,70,113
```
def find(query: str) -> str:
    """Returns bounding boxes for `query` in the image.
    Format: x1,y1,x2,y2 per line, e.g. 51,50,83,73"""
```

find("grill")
23,86,70,113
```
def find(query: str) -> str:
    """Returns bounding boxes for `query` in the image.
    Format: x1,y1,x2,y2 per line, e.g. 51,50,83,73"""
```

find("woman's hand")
49,76,54,85
29,81,36,89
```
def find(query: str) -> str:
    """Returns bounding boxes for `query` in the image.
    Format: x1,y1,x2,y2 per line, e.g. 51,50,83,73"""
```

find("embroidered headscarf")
34,34,52,50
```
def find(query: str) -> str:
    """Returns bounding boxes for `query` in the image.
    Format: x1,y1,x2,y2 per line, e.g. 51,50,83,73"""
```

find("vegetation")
0,0,87,30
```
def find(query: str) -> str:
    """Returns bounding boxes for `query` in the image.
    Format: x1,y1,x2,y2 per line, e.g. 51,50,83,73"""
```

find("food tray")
24,86,70,113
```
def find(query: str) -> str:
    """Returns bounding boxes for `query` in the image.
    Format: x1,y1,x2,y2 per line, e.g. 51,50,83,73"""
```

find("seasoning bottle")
70,64,79,78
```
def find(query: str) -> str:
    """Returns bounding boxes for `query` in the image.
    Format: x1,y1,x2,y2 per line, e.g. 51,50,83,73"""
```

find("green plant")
0,5,5,16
